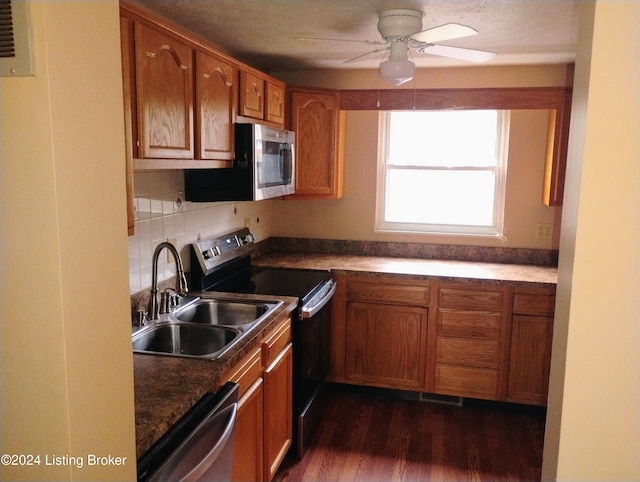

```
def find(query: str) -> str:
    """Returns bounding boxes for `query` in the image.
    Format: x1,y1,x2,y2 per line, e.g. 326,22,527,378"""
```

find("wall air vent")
0,0,34,76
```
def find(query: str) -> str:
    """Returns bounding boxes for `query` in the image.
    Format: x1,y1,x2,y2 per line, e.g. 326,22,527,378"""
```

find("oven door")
293,292,332,458
294,280,335,415
297,298,331,407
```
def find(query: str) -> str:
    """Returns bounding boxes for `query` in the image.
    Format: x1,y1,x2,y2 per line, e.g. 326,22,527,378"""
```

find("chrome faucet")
148,242,189,321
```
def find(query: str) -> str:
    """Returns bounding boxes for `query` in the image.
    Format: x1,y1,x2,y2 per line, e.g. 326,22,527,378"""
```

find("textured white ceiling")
128,0,579,73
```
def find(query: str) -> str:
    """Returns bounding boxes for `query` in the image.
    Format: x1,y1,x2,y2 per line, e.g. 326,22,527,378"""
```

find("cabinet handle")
251,82,261,97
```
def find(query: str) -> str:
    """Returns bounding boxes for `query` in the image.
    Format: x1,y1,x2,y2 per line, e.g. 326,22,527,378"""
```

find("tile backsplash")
128,170,273,294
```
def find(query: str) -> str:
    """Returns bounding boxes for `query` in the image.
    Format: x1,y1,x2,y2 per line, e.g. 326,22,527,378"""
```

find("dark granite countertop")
253,251,557,287
133,291,297,459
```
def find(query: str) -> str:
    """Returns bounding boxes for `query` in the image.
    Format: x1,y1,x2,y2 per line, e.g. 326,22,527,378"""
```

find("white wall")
272,64,568,249
272,108,561,249
542,2,639,479
1,2,136,480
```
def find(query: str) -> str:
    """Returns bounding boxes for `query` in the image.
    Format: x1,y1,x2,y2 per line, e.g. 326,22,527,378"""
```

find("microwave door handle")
281,145,292,184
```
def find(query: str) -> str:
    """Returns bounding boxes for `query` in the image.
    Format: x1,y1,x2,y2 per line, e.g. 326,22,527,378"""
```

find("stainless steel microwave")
185,123,295,202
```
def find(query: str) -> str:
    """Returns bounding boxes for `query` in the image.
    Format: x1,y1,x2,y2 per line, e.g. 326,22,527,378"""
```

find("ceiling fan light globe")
379,59,415,85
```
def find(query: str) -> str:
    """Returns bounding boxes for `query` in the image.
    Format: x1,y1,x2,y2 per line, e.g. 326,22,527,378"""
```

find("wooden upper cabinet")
543,89,572,206
195,50,236,160
134,22,194,159
240,70,265,120
120,15,136,235
287,88,345,199
265,81,285,125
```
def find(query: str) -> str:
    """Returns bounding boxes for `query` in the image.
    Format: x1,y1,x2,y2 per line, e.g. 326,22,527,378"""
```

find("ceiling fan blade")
290,36,387,46
344,47,390,64
417,44,496,63
410,23,477,44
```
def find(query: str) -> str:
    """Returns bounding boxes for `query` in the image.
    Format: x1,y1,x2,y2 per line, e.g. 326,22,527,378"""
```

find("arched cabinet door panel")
135,22,194,159
196,50,236,160
287,88,345,199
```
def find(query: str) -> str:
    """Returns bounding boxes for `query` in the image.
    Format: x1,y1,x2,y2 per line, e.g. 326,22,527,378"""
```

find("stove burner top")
247,268,332,302
189,228,332,305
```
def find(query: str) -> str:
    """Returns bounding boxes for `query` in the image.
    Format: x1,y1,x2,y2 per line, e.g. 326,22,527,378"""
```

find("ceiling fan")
295,9,496,85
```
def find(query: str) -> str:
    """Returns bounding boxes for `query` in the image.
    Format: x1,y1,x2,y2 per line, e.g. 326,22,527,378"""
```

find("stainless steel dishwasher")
137,382,239,482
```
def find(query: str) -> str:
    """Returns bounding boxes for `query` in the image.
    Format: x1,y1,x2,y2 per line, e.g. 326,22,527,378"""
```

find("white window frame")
376,110,510,237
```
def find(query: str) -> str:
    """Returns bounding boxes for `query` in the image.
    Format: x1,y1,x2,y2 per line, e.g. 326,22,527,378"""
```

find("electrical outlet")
244,217,251,228
535,224,553,240
166,237,177,263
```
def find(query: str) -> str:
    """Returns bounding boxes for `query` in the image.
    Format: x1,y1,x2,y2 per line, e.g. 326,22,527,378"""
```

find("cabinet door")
507,315,553,405
231,379,264,482
195,50,236,160
288,90,345,199
263,343,292,482
345,301,428,390
265,81,285,125
240,71,265,119
134,23,194,159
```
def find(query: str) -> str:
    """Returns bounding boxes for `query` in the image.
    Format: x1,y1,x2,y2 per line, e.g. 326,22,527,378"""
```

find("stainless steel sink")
132,297,283,359
174,299,277,326
132,323,240,358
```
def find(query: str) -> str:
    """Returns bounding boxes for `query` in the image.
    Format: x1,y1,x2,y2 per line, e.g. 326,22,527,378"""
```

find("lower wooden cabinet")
346,302,428,390
432,284,508,400
507,289,556,405
331,275,430,392
262,318,293,482
331,274,556,407
507,315,553,405
231,378,264,482
263,343,292,481
224,346,263,481
222,317,292,482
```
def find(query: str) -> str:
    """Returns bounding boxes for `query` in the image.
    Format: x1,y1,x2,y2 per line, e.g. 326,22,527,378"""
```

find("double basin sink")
132,296,282,359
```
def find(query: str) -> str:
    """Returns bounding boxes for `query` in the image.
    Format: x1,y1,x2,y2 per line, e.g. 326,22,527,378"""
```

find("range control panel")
192,228,256,275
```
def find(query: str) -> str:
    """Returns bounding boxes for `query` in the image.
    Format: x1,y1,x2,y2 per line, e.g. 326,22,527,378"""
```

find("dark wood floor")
275,385,546,482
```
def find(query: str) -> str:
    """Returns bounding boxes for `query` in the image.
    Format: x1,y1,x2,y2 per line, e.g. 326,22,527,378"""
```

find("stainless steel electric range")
189,228,335,458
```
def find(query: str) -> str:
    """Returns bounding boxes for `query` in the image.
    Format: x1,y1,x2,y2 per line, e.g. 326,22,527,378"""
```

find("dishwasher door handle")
149,402,238,482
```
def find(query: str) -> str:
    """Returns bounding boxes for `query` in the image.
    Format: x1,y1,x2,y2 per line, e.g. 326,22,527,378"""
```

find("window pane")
385,168,496,226
388,110,499,167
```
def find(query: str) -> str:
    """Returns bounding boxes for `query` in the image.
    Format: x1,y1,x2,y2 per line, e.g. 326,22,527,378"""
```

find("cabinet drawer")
348,282,429,306
435,364,498,399
438,288,503,311
513,293,556,315
224,346,262,398
437,309,501,339
436,337,499,368
262,318,292,368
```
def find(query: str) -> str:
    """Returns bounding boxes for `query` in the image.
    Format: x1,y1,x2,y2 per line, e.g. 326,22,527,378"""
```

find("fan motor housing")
377,9,423,39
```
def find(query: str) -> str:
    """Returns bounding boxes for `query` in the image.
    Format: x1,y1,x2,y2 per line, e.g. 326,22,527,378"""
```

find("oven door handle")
300,280,336,320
